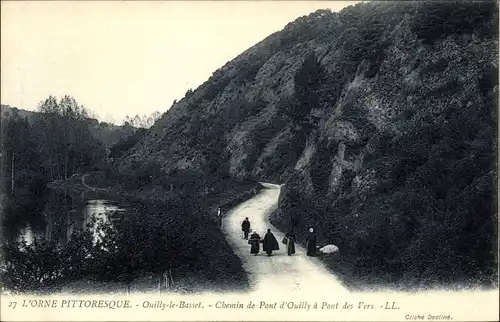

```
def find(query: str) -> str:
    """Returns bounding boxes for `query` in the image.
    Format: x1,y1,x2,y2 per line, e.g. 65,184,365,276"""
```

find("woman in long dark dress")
305,228,317,256
262,229,279,256
284,231,296,256
248,230,261,255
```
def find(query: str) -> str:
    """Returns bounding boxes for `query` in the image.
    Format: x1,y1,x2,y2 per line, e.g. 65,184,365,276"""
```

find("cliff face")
119,2,498,287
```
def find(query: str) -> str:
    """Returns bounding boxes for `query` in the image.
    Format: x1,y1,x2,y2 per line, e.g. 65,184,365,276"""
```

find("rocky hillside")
119,1,498,288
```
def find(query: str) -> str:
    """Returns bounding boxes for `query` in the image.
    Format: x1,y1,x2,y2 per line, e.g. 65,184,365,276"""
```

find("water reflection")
11,189,125,246
83,199,125,243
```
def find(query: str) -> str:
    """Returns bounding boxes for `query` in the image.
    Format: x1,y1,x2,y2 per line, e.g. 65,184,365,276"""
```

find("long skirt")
306,241,316,256
250,241,260,254
287,239,296,255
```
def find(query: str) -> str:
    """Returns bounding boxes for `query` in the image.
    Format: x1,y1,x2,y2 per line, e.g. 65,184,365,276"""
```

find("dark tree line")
122,111,161,129
1,95,107,196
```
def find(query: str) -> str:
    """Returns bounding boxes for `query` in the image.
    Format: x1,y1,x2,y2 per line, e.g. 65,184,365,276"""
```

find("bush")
109,128,146,159
413,1,498,45
1,195,250,292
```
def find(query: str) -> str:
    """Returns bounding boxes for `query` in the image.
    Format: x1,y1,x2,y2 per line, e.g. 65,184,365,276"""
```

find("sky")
1,1,359,124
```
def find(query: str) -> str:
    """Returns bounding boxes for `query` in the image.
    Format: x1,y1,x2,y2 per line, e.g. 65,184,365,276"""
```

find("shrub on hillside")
413,1,498,45
109,128,146,159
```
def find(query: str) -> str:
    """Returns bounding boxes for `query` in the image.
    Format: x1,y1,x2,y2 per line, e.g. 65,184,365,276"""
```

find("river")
5,188,126,246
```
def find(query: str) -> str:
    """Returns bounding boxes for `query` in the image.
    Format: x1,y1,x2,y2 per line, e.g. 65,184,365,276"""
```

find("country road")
222,183,348,295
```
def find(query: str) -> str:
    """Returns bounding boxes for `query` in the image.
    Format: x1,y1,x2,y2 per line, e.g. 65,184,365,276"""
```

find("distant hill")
1,104,35,122
1,104,136,149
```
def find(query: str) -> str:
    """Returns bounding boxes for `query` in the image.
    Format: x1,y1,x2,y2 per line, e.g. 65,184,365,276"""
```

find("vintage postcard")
0,1,498,321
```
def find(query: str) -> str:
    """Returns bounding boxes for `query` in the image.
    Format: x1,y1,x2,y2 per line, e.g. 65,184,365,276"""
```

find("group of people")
241,217,318,257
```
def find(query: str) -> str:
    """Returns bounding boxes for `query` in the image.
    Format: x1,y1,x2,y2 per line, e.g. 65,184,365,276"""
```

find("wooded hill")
1,103,137,151
118,1,498,289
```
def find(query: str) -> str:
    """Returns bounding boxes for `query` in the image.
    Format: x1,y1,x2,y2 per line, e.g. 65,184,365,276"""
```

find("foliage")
28,95,107,180
3,0,498,293
269,1,499,289
2,239,63,291
0,113,41,194
241,115,288,174
309,139,335,193
231,59,263,85
109,128,147,159
1,96,107,195
279,52,328,127
1,181,251,292
277,77,497,288
259,130,306,181
122,111,161,129
201,75,231,101
107,160,164,190
1,92,254,293
413,1,498,45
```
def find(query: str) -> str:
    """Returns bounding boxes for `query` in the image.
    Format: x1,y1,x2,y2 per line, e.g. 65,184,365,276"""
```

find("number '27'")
8,301,17,309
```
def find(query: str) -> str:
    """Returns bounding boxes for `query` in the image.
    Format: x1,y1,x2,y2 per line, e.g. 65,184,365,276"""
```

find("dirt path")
222,183,348,295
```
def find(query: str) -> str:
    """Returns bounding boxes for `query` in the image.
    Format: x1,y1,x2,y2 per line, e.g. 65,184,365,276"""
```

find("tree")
109,128,147,159
32,95,106,180
1,111,39,194
122,111,161,128
281,52,328,128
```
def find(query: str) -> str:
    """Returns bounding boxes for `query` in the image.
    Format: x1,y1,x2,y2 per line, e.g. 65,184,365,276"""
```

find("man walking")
241,217,251,239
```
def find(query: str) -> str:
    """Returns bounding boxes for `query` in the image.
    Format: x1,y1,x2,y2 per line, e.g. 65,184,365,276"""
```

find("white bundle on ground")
319,244,339,254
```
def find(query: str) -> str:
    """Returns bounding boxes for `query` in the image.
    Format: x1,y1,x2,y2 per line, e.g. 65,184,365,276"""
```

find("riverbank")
3,171,263,295
82,173,262,294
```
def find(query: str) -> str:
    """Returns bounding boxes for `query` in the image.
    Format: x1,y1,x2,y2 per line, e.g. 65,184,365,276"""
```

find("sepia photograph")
0,1,498,321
